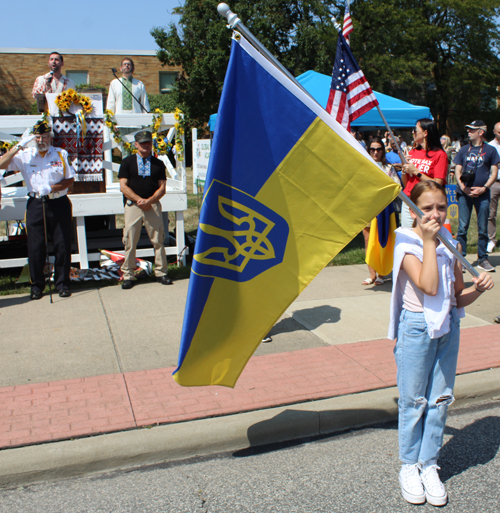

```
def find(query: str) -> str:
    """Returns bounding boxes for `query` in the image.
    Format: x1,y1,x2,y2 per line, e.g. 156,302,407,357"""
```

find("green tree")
151,0,341,129
349,0,500,133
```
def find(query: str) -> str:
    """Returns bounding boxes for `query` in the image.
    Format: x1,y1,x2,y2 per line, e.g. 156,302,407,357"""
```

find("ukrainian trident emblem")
193,181,289,281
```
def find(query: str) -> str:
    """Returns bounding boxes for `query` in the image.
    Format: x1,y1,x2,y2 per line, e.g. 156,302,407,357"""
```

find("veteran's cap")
134,130,153,143
33,121,51,134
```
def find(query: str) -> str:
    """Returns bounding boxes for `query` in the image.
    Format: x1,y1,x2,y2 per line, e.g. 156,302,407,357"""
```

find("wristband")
475,285,485,293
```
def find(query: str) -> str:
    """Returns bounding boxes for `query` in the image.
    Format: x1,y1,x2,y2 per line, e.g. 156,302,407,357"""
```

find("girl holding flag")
388,180,493,506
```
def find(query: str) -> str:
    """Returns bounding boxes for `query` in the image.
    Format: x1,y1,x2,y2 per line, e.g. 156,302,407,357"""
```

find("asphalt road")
1,399,499,513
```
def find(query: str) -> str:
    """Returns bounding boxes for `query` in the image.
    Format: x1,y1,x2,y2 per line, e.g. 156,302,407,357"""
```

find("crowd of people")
356,117,500,286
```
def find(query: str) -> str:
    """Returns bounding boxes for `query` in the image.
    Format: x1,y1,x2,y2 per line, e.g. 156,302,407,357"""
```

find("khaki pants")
122,201,168,280
488,181,500,244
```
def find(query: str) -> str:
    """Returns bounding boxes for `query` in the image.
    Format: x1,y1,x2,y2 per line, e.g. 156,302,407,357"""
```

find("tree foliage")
151,0,340,129
152,0,500,134
349,0,500,132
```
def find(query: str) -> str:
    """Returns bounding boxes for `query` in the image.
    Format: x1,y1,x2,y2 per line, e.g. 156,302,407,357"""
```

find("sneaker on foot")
478,259,495,272
399,464,425,505
421,465,447,507
487,241,496,253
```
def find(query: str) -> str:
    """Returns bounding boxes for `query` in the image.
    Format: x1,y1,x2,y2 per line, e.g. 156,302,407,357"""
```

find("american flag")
326,32,379,131
342,0,353,44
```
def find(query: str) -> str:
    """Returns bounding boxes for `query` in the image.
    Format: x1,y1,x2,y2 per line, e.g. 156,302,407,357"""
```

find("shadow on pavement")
0,295,31,307
233,407,397,457
440,415,500,482
290,305,341,330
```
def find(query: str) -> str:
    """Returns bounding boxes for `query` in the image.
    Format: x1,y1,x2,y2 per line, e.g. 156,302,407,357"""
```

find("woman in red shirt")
401,119,448,227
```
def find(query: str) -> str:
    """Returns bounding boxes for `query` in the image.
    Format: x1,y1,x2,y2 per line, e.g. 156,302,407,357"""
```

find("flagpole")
221,4,479,279
217,3,323,110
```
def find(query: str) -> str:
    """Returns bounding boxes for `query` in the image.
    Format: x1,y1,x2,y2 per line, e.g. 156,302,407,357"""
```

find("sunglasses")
369,147,384,152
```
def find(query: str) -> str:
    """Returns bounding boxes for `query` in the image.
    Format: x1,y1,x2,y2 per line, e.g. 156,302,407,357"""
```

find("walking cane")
41,196,53,304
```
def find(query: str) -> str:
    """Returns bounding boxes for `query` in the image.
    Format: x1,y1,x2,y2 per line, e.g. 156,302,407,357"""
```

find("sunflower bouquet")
55,89,93,116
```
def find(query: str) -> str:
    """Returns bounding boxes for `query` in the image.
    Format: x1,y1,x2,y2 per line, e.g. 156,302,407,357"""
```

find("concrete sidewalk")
1,261,500,486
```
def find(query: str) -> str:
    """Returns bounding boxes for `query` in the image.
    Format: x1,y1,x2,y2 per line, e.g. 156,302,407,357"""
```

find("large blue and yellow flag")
365,203,397,277
174,34,400,388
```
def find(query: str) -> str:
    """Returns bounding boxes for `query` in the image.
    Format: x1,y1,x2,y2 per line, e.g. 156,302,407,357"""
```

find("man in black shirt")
118,130,172,289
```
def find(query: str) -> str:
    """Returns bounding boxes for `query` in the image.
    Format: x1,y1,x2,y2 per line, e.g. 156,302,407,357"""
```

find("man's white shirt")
7,146,75,194
106,78,150,114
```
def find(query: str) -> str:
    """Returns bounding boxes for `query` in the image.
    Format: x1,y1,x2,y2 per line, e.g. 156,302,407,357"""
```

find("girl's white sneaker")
399,463,425,504
421,464,448,507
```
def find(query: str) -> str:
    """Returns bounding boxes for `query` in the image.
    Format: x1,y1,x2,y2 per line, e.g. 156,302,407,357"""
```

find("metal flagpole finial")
218,3,240,28
332,18,342,33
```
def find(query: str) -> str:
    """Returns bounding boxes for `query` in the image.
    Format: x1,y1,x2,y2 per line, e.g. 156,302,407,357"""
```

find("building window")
67,71,89,86
159,72,177,94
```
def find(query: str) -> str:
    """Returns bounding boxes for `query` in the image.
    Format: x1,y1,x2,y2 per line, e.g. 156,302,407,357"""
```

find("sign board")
193,138,211,194
446,184,458,220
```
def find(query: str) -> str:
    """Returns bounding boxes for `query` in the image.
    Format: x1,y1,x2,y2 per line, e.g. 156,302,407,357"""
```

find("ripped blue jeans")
394,307,460,466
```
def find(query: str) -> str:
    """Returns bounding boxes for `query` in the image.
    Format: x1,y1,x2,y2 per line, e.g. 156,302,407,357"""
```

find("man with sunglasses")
106,57,150,114
454,120,500,272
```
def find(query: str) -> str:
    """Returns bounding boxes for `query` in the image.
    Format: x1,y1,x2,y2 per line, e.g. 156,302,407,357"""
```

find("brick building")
0,48,181,112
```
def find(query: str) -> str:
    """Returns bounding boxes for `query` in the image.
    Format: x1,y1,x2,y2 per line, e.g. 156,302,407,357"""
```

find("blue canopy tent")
296,70,431,129
209,70,431,131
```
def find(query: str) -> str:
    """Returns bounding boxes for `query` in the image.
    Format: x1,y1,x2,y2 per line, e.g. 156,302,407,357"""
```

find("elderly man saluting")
0,121,75,299
118,130,171,289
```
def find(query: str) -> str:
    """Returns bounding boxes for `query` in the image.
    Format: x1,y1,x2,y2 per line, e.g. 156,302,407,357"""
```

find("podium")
46,93,105,194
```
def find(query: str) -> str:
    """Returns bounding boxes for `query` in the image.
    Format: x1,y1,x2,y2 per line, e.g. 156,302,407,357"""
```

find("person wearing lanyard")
118,130,171,289
0,121,75,299
454,120,500,272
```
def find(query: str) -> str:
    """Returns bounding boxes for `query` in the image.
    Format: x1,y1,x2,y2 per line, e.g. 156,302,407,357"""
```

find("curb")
1,368,499,489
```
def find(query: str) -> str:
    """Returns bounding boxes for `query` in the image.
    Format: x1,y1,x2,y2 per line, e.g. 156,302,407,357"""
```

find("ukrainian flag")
174,34,400,388
365,203,397,277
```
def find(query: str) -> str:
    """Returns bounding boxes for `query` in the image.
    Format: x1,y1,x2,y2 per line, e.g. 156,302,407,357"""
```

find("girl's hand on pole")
473,272,494,292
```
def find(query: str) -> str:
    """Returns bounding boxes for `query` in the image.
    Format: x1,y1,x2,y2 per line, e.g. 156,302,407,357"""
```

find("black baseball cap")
465,120,487,131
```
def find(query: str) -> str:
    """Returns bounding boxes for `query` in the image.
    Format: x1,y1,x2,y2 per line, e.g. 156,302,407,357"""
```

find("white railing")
0,114,188,269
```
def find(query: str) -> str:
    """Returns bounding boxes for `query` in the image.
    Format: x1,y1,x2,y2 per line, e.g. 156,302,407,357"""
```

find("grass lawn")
0,172,497,295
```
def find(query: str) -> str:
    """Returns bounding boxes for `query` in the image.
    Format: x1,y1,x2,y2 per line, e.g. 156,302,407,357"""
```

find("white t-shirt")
7,146,75,194
489,139,500,180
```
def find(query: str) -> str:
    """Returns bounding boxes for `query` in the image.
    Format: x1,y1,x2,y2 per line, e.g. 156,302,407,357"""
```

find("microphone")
47,70,54,83
111,68,118,76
